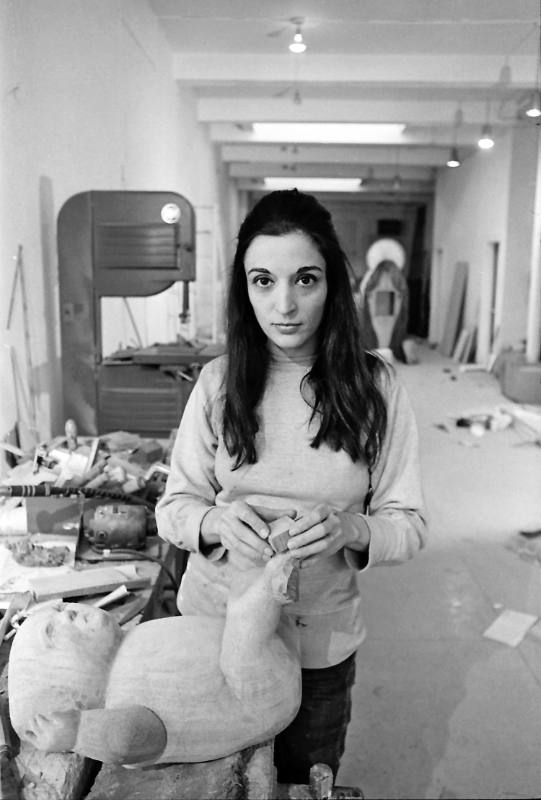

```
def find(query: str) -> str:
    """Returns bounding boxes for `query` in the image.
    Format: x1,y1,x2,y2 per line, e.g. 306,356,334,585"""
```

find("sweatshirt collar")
267,342,316,368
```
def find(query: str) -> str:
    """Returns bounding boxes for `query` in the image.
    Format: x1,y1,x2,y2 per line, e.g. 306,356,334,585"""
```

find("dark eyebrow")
297,266,323,274
247,265,323,276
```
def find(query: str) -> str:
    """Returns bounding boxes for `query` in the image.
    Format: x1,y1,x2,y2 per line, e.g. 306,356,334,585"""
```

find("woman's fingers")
221,528,271,562
229,500,270,538
288,521,327,549
288,507,342,559
289,504,331,536
250,504,297,524
220,502,274,561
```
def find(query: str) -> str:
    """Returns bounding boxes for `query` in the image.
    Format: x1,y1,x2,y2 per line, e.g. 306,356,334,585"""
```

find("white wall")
432,125,539,363
500,126,540,352
0,0,228,450
431,132,511,355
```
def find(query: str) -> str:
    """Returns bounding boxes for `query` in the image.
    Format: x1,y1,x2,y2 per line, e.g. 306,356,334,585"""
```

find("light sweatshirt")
156,350,427,668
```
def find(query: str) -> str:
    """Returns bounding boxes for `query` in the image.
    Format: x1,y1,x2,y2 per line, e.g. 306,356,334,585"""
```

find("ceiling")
148,0,541,200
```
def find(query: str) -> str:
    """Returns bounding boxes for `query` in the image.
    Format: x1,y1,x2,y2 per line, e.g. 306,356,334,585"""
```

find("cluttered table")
0,425,364,800
0,424,185,800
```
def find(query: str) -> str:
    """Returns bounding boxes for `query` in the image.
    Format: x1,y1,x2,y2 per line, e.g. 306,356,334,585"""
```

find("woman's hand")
287,504,370,566
201,502,296,566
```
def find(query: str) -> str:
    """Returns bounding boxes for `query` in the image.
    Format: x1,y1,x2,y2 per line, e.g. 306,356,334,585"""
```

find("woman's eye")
297,274,317,286
254,276,272,287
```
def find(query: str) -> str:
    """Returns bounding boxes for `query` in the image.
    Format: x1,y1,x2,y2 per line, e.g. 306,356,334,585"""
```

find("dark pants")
274,652,356,785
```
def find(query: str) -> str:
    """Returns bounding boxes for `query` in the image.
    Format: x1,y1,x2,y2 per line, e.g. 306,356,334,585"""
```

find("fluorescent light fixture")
263,178,362,193
252,123,406,144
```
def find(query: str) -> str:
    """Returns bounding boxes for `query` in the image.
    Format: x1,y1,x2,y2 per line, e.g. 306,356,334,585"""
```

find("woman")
156,189,427,785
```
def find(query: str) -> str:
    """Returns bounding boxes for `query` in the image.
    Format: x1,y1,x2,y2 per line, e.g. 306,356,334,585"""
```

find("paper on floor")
483,609,538,647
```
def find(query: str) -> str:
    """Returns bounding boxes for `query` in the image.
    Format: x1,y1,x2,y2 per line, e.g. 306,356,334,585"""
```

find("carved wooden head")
8,602,123,735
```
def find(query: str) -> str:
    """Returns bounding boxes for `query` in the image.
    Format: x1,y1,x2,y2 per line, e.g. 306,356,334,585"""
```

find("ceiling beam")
208,122,516,148
174,53,536,87
220,143,468,166
204,103,504,126
238,181,435,203
228,162,436,180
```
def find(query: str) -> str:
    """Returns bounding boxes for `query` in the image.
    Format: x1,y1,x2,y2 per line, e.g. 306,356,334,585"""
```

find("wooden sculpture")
358,258,409,361
8,551,302,766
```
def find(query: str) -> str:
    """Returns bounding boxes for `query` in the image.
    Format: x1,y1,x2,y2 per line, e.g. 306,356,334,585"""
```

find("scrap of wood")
0,599,18,642
483,609,538,647
27,565,149,602
452,328,469,362
268,516,295,553
438,261,468,358
0,594,29,641
285,564,300,603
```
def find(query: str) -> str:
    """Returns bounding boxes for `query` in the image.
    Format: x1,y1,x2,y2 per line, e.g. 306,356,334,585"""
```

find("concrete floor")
338,344,541,800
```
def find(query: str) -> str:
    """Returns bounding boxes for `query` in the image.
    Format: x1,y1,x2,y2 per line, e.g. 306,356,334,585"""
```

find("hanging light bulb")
448,104,462,167
289,23,306,53
526,11,541,118
526,89,541,117
478,123,495,150
446,147,461,168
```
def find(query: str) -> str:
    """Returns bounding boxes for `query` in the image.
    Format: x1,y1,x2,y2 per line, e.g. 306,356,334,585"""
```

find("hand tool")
0,698,20,800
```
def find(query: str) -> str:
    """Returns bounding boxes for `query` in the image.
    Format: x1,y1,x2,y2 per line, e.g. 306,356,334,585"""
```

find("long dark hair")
223,189,388,470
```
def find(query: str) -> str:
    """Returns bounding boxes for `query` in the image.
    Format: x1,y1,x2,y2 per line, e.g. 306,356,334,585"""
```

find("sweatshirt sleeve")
155,361,224,557
345,369,427,570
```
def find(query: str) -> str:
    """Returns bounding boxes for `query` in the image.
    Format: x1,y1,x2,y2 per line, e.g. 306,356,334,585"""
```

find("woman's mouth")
273,323,301,334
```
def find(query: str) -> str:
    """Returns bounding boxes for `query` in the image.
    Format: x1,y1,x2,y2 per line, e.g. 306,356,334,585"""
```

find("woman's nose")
274,285,297,315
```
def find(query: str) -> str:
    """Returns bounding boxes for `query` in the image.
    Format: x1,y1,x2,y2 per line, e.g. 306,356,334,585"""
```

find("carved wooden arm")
26,705,167,765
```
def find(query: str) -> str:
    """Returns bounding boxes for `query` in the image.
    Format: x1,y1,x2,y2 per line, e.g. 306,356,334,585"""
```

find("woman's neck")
267,341,316,367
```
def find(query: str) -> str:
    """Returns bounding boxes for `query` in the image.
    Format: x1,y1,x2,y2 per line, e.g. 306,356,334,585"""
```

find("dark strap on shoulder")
363,467,373,515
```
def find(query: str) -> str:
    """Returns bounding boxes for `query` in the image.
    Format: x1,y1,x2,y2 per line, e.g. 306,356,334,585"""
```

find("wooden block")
310,763,334,799
244,740,276,800
87,748,250,800
27,566,149,602
11,733,98,800
268,517,294,554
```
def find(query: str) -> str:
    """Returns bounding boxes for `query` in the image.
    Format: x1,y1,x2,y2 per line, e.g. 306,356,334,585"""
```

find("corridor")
340,344,541,800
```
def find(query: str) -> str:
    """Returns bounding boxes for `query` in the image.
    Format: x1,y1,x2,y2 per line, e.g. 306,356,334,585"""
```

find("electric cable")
92,547,180,594
0,484,155,508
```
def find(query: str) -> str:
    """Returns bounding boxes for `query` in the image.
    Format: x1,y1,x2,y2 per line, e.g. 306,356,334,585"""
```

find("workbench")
0,548,363,800
0,541,184,800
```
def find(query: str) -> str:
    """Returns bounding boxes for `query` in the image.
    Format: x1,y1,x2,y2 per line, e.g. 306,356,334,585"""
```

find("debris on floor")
483,609,538,647
452,407,513,435
434,402,541,445
505,403,541,446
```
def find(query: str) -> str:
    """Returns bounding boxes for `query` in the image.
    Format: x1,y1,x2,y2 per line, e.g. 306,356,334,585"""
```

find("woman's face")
244,230,328,358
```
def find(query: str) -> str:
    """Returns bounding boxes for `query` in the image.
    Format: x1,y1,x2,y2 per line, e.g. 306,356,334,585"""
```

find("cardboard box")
501,356,541,404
